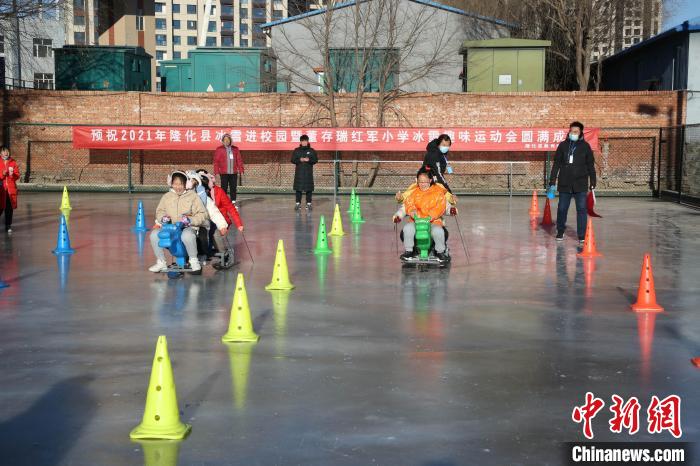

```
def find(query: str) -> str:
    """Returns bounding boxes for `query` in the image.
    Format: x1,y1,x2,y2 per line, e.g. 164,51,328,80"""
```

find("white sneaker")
6,228,11,234
149,260,168,272
189,258,202,272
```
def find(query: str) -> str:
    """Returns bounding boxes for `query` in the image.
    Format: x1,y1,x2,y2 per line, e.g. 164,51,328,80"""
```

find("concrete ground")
0,193,698,466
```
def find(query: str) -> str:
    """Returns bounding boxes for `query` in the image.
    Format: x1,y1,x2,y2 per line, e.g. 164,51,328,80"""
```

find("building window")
156,66,161,77
240,7,248,18
253,38,266,47
240,0,248,4
74,0,84,8
187,20,197,30
155,2,165,13
222,36,233,46
34,73,54,89
273,0,283,7
187,36,197,45
74,32,85,44
156,18,167,29
156,34,167,46
329,48,399,92
634,20,641,26
240,38,248,47
173,35,181,45
624,38,631,45
210,6,216,15
156,50,166,60
136,10,144,31
187,4,196,14
0,35,4,54
172,3,180,13
634,28,640,35
74,15,85,25
205,36,216,46
208,21,216,32
240,23,248,35
222,4,233,16
253,7,265,19
222,20,233,32
173,19,181,29
33,38,53,58
156,82,161,92
272,9,283,18
633,37,640,44
173,51,181,59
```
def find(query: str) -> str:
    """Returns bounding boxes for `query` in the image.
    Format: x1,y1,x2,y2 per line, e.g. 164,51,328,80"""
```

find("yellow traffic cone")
222,273,260,343
329,203,346,236
226,342,255,410
133,440,182,466
265,240,295,291
60,186,72,211
270,289,291,337
130,336,191,440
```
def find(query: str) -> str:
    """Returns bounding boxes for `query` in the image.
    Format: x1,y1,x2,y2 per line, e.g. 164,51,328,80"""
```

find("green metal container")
55,45,152,91
460,39,550,92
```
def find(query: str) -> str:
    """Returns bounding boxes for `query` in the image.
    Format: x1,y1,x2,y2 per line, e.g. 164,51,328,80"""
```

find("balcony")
221,5,234,18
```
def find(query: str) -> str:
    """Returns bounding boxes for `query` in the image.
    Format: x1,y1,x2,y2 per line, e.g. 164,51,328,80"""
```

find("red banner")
72,126,600,152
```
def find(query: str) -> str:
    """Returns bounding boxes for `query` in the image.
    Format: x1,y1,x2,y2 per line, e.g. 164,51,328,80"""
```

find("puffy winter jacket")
0,157,20,209
401,183,448,226
154,189,208,227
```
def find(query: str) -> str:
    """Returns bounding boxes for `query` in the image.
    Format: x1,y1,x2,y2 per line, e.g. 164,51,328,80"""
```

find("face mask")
569,134,579,142
439,146,449,154
1,154,8,160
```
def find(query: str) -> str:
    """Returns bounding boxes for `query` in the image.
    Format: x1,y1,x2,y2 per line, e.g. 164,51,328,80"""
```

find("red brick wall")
0,90,685,193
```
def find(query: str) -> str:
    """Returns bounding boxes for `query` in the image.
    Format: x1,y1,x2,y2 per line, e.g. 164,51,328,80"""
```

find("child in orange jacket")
0,146,20,233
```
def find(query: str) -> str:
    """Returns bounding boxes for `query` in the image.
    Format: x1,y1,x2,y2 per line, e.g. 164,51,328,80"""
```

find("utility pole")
13,0,22,86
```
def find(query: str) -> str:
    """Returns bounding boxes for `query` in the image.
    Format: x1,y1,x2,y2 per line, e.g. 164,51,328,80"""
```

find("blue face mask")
569,133,579,142
439,146,449,154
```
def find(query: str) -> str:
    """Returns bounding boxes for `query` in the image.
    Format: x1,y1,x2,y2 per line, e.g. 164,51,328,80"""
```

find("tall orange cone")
541,198,553,226
528,190,539,215
577,218,602,258
631,253,664,312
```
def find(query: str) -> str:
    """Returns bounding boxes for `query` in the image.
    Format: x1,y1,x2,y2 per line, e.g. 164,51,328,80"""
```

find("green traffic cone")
347,189,356,213
313,215,332,255
351,195,366,224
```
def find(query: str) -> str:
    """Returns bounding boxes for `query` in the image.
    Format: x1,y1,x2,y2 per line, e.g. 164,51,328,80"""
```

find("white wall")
269,0,509,93
686,32,700,124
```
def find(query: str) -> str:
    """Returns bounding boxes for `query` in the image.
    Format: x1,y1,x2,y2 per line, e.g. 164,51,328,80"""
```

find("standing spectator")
0,146,20,234
291,134,318,211
549,121,597,243
213,134,244,204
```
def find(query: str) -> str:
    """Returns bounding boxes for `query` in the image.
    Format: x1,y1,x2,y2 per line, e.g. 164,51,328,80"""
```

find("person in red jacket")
212,134,244,204
197,169,243,257
0,146,20,234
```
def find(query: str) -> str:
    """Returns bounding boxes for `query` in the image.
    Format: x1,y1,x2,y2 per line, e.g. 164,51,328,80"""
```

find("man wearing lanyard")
548,121,596,243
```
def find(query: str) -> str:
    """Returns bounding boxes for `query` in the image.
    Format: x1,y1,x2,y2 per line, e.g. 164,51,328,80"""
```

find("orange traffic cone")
631,253,664,312
528,190,539,215
691,357,700,368
577,218,602,258
541,198,553,226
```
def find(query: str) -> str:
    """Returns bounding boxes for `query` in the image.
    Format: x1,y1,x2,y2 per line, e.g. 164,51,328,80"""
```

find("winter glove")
547,186,556,199
450,207,458,216
392,215,401,224
180,215,191,227
161,215,172,224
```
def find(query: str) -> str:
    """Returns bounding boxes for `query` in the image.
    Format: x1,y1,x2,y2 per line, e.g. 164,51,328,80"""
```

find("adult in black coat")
423,134,453,193
549,121,597,242
292,134,318,210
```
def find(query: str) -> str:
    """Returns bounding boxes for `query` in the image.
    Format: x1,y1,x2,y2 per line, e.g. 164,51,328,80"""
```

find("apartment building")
594,0,663,59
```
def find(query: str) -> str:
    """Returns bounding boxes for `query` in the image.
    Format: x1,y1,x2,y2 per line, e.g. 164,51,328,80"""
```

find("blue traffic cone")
132,201,150,232
52,214,75,255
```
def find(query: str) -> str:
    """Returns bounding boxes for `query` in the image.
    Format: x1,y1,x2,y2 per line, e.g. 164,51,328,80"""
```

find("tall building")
66,0,156,90
594,0,663,59
152,0,295,90
1,7,66,89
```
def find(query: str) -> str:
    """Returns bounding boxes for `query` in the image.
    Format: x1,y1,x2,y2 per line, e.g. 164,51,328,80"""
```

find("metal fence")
658,124,700,207
2,123,673,196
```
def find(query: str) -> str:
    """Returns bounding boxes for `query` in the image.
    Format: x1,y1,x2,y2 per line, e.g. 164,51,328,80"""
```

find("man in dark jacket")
292,135,318,210
423,134,453,193
549,121,597,243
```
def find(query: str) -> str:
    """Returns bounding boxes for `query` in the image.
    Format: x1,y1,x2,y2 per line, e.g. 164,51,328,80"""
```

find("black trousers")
220,174,238,201
295,191,312,203
0,196,13,229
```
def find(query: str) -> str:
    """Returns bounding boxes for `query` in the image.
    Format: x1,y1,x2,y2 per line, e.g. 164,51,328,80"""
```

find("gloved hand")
547,185,556,199
590,185,596,191
392,215,401,224
450,207,458,216
181,215,191,227
161,215,172,224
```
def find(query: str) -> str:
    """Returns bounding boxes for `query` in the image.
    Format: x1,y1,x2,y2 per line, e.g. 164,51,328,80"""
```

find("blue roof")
604,16,700,61
261,0,515,29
